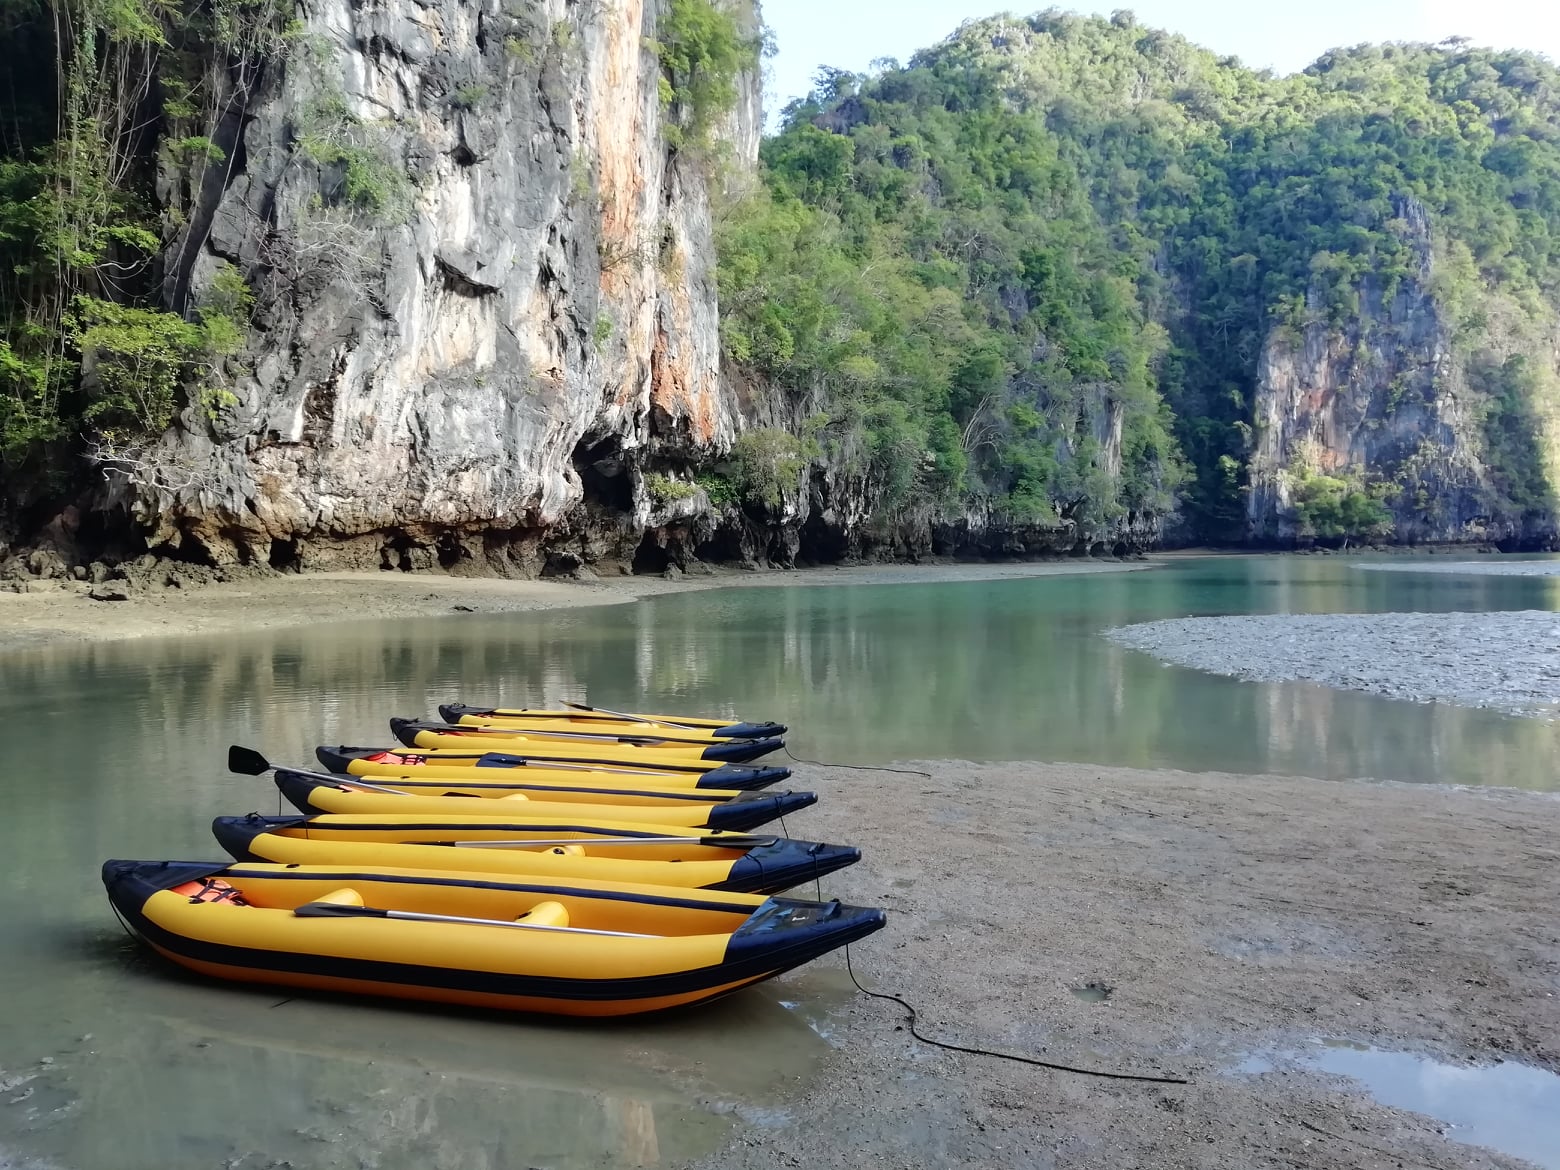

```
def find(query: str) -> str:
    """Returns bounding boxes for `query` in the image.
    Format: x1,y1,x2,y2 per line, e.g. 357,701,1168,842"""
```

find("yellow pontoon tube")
211,813,860,894
440,702,786,741
291,767,777,810
389,718,784,764
102,859,886,1017
276,768,814,832
316,746,790,791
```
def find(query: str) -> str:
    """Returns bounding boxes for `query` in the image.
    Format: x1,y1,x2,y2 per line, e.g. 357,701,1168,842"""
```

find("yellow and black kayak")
436,712,765,746
102,860,886,1017
389,718,783,764
291,766,778,811
441,702,786,741
277,769,813,831
211,813,861,894
317,746,790,790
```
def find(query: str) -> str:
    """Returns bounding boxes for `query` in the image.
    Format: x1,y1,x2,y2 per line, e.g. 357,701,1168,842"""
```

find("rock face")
130,0,755,574
1246,197,1560,547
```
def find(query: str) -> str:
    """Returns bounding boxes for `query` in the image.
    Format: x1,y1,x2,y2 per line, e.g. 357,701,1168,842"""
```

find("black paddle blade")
294,901,383,919
699,835,778,849
228,745,271,776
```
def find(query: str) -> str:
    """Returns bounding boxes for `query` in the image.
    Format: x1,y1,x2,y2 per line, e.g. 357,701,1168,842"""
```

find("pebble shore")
1106,609,1560,717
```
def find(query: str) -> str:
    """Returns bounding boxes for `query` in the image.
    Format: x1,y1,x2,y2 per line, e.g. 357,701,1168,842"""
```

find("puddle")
775,967,856,1047
1069,982,1113,1003
1241,1042,1560,1169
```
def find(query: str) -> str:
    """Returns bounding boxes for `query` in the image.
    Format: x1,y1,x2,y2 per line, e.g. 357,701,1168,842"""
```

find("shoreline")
694,759,1560,1170
0,558,1157,652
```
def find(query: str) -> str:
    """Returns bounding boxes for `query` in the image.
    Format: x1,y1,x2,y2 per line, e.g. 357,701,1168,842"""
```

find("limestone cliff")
1246,199,1560,547
128,0,756,574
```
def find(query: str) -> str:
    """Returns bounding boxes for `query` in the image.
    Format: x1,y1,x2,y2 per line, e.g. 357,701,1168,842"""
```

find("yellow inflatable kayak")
437,714,757,746
211,813,861,893
389,718,784,764
102,860,885,1017
317,746,791,790
441,702,786,741
290,768,772,810
277,768,814,831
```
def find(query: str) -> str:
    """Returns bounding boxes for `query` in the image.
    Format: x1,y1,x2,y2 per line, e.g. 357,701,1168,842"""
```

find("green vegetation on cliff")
0,0,285,512
717,11,1560,542
4,2,1560,551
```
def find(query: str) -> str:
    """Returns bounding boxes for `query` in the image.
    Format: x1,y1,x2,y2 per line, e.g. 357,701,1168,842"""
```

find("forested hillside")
716,10,1560,547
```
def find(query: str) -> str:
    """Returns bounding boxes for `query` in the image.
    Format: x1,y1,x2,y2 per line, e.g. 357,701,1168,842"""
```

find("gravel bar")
1106,610,1560,716
1355,560,1560,576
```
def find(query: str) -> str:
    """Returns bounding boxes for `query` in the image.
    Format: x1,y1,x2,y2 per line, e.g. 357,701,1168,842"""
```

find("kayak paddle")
292,901,656,938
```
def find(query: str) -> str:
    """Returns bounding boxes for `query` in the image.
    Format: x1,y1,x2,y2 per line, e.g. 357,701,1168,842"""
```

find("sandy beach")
702,759,1560,1170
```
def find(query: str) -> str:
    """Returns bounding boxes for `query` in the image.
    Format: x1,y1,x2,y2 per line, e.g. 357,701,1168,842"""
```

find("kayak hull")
316,746,790,790
390,719,783,764
103,860,885,1017
276,768,816,832
299,769,770,811
211,814,862,894
439,704,787,741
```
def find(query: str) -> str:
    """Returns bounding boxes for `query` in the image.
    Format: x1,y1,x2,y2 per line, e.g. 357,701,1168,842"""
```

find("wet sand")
712,760,1560,1170
0,560,1153,650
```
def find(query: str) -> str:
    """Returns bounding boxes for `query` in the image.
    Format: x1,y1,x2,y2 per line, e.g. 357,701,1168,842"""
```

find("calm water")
1239,1041,1560,1167
2,553,1558,1169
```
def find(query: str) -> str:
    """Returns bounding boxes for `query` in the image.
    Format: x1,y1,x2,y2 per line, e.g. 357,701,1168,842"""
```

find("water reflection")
1242,1042,1560,1169
5,920,836,1170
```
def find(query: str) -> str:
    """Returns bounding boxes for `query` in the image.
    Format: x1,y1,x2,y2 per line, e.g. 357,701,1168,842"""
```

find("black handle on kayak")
295,901,391,919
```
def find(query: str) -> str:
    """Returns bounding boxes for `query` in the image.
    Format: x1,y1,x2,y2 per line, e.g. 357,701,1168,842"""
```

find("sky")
763,0,1560,119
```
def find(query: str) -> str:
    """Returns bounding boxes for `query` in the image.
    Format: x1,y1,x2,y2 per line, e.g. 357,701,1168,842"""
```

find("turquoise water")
2,553,1557,1169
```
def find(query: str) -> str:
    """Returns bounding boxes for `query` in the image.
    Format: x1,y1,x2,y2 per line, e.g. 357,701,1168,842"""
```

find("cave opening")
798,511,847,566
268,536,301,572
572,436,633,513
436,531,464,569
541,550,583,578
381,531,414,571
630,533,672,575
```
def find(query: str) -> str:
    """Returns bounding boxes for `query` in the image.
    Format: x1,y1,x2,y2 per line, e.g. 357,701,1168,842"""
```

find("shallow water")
2,553,1559,1168
1241,1041,1560,1168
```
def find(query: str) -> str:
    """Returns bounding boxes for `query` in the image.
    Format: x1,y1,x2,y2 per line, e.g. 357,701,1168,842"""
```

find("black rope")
841,946,1189,1085
782,745,930,778
109,901,136,941
805,860,1188,1087
785,754,1183,1085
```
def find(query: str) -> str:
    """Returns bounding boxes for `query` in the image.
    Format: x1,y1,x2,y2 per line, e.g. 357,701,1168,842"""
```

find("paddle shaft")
294,902,655,937
467,757,683,778
559,700,708,731
449,835,773,849
331,777,417,796
419,724,674,746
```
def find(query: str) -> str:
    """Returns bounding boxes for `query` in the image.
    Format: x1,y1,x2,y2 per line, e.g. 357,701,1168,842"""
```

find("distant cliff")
1247,195,1560,546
